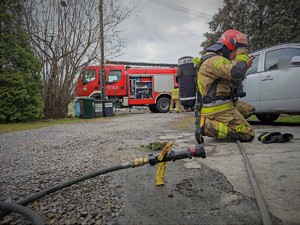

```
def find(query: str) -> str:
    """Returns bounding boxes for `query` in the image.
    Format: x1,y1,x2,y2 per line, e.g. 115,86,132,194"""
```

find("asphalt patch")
113,160,282,225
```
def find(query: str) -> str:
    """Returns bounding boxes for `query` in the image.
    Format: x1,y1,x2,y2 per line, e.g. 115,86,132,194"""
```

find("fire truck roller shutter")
178,56,196,108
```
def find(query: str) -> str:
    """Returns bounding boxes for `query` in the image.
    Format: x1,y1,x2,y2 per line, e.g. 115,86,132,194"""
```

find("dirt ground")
1,110,298,225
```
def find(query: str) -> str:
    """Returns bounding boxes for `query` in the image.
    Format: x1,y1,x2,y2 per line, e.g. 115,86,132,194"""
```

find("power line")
149,0,212,19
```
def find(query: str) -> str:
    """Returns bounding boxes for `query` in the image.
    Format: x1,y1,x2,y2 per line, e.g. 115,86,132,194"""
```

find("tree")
23,0,133,119
201,0,300,52
248,0,300,50
0,0,43,122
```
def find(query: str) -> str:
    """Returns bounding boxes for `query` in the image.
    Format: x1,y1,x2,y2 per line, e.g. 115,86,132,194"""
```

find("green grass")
1,114,299,135
247,114,300,123
139,141,168,152
0,117,112,134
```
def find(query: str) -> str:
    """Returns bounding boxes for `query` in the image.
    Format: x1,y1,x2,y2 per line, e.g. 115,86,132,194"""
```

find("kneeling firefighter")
195,29,255,142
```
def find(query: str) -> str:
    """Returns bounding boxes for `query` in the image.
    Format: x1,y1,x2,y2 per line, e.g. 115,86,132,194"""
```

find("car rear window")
265,47,300,71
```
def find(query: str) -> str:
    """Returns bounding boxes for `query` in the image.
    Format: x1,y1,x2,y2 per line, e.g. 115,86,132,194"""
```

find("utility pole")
99,0,106,99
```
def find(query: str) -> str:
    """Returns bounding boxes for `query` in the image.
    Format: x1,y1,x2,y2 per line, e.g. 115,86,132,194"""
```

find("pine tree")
248,0,300,50
201,0,300,52
0,0,43,122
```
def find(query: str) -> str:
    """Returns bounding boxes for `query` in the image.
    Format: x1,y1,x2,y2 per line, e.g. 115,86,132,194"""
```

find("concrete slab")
241,126,300,225
159,135,184,140
198,141,254,198
200,126,300,225
125,115,300,224
165,125,300,224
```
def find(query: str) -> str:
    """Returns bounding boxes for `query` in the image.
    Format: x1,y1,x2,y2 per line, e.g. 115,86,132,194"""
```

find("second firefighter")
169,83,180,113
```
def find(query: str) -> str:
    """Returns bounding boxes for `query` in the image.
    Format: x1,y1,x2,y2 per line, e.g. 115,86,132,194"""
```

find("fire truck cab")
75,63,178,113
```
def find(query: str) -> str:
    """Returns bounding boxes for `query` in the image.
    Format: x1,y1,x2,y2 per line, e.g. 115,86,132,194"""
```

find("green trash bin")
79,98,94,119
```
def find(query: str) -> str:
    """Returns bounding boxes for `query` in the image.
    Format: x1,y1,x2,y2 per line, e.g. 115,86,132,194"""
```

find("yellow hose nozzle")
155,141,173,186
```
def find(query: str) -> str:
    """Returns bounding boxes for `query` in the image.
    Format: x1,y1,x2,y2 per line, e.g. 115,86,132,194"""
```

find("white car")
241,43,300,123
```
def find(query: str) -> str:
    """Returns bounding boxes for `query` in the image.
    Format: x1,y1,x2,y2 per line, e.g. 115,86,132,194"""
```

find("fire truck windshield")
107,70,121,83
81,69,96,84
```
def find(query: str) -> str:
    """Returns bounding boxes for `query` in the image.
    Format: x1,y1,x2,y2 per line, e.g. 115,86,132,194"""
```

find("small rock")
80,210,88,217
95,219,103,225
48,213,55,219
0,216,12,225
184,161,201,169
49,219,57,225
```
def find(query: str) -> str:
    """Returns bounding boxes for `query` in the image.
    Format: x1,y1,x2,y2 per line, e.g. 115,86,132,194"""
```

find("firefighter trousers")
199,101,255,142
170,99,180,112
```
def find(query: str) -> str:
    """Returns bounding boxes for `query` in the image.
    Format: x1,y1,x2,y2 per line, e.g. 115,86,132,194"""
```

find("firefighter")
196,29,255,142
169,83,180,113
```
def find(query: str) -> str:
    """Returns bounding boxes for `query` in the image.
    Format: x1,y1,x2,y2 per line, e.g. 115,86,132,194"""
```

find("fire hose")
0,143,206,225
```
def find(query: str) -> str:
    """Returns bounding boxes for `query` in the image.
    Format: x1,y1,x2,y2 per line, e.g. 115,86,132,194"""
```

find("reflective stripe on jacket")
201,101,234,114
171,88,179,99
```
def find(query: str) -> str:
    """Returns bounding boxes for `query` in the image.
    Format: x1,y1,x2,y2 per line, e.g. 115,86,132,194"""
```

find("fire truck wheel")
156,97,170,113
149,105,158,113
90,93,101,99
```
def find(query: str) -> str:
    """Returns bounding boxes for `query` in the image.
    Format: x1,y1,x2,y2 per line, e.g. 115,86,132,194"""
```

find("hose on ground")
0,163,132,219
0,201,44,225
236,140,273,225
0,143,205,222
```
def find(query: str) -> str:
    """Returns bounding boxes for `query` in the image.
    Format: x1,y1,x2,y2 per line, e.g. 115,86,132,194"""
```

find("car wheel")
155,97,170,113
256,114,280,123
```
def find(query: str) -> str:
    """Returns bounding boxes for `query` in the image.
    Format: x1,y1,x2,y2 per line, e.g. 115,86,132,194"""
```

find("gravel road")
0,111,283,225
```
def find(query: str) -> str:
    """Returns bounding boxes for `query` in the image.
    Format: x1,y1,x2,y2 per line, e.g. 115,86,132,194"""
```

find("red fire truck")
75,61,178,113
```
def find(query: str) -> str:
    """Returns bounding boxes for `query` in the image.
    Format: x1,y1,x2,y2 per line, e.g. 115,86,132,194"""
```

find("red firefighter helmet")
174,83,179,88
219,29,244,51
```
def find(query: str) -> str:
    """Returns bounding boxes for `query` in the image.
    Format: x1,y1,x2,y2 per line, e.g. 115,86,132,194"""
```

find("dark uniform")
196,30,255,142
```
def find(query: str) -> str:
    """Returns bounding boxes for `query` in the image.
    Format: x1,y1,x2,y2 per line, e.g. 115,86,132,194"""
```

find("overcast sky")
113,0,223,64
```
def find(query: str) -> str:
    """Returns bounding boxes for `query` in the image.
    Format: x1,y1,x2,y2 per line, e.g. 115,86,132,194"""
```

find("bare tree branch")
22,0,134,118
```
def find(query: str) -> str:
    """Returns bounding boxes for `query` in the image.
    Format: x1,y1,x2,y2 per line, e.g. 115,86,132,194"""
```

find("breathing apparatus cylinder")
177,56,197,108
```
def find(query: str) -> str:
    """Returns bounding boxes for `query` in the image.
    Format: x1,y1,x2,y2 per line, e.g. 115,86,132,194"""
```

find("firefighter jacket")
171,87,180,100
197,48,249,113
